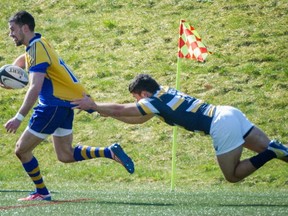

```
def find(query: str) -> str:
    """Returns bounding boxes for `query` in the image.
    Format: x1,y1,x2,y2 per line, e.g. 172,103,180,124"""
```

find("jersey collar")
26,33,42,51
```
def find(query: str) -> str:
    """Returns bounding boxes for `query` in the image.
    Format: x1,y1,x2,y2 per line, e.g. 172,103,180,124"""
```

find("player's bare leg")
243,126,288,163
16,129,51,201
217,145,257,183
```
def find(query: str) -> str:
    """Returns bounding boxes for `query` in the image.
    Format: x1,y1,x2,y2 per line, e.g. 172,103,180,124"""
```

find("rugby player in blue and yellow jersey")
73,74,288,184
3,11,134,201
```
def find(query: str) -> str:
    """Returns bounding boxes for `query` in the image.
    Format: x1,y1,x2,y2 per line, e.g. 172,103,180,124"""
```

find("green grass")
0,0,287,215
1,186,288,216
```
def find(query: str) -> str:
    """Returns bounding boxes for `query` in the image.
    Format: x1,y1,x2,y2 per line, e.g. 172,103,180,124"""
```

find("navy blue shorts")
29,104,74,135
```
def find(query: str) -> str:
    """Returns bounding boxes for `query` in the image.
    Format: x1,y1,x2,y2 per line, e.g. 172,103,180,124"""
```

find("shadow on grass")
219,204,288,207
0,190,32,193
0,198,173,211
0,198,92,211
0,190,59,193
94,200,174,206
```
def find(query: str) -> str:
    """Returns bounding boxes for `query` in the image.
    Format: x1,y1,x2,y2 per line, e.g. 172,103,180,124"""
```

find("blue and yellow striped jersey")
136,86,216,134
25,33,88,107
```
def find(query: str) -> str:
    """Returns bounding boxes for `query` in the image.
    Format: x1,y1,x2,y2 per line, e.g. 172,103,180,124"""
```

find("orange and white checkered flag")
178,19,210,62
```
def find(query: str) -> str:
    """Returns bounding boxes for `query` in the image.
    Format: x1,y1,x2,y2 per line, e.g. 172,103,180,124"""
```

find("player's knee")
224,175,241,183
226,178,240,183
15,143,24,159
15,149,21,159
57,157,72,163
56,154,74,163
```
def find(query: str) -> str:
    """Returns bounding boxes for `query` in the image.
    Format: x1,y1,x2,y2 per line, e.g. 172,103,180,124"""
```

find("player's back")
140,87,216,134
26,33,88,106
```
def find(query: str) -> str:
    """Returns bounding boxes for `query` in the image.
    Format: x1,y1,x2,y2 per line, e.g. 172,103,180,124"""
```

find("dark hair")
128,74,160,94
9,11,35,31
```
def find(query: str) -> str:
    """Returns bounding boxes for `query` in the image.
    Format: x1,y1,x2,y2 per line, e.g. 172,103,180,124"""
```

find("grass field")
0,0,287,215
1,185,288,216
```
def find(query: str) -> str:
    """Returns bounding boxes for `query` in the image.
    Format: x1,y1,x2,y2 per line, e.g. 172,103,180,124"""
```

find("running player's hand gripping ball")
0,64,29,89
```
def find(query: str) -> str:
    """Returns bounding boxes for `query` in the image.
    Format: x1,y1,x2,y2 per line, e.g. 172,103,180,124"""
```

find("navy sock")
249,149,276,169
22,157,49,195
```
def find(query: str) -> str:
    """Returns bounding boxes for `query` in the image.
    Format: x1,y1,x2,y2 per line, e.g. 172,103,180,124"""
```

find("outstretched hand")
71,94,96,111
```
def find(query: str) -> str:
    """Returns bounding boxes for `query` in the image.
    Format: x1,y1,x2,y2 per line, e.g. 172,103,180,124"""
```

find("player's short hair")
128,74,160,94
9,11,35,31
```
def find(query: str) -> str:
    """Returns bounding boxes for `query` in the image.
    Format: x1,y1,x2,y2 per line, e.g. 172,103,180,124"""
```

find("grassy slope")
0,0,287,192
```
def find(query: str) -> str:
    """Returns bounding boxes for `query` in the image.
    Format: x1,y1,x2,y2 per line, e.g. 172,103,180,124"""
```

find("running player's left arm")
12,54,26,69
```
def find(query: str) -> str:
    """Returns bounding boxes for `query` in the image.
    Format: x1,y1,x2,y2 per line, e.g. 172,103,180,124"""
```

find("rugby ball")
0,64,29,89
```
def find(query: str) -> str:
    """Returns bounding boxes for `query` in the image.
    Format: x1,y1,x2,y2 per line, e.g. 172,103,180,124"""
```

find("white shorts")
27,127,72,139
210,106,254,155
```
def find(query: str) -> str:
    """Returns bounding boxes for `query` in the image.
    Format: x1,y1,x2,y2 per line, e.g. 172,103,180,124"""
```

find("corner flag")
178,19,210,62
171,19,210,191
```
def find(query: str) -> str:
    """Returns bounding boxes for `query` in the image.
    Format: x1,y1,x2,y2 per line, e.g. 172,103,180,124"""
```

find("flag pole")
171,19,210,191
171,20,183,191
171,53,182,192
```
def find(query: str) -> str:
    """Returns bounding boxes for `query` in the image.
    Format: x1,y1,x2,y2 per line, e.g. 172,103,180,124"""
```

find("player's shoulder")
28,34,51,48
